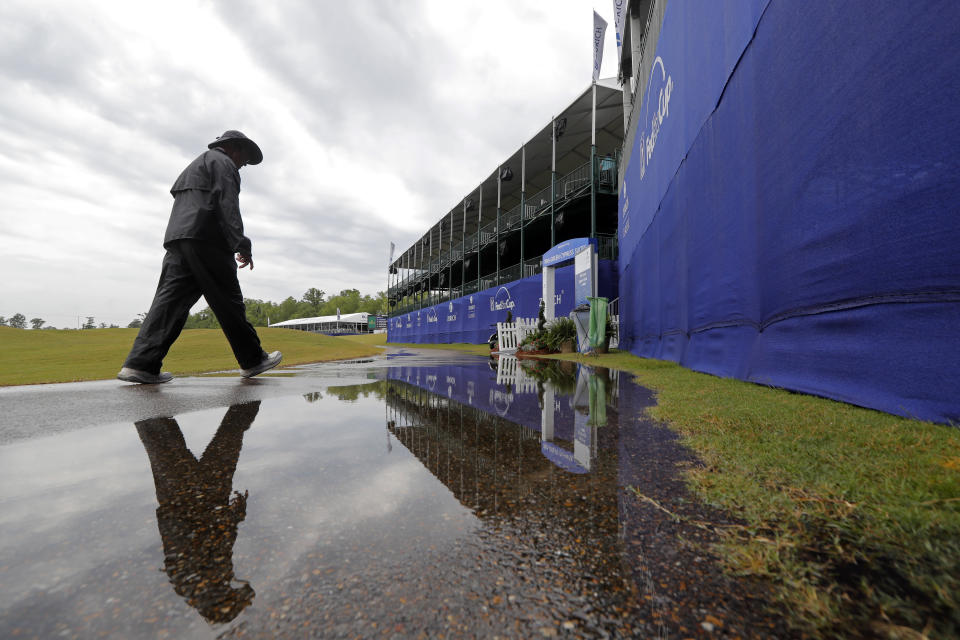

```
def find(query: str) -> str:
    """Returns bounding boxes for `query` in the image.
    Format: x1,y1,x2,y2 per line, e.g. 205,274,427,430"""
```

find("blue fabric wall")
618,0,960,423
388,260,618,345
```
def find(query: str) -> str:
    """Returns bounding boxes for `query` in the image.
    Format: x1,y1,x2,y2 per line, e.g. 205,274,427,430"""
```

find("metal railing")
499,263,521,283
607,297,620,349
558,162,591,198
502,203,522,231
480,220,497,246
598,157,617,192
597,234,618,261
523,257,542,277
464,232,478,251
525,185,552,220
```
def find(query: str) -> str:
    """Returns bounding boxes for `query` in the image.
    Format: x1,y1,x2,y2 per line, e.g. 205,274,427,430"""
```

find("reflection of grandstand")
386,382,545,515
387,81,624,317
384,380,619,527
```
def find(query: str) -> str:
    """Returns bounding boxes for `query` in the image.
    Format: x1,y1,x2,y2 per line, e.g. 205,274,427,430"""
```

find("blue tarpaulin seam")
634,290,960,341
759,290,960,330
713,0,773,112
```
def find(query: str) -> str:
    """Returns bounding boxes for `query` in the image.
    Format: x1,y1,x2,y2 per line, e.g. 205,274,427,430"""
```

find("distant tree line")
184,287,386,329
0,313,120,330
2,287,385,331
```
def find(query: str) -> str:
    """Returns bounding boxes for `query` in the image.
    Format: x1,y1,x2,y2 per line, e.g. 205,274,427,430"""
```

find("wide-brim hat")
207,130,263,165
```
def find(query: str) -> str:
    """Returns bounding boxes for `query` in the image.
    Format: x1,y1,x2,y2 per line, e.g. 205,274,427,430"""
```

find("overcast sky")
0,0,619,328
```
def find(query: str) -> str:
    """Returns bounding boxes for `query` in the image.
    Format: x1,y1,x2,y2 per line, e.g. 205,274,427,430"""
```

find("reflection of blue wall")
388,261,617,345
618,0,960,423
385,363,577,443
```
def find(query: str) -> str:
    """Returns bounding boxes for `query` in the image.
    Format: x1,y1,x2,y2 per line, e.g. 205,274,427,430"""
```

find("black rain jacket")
163,148,252,257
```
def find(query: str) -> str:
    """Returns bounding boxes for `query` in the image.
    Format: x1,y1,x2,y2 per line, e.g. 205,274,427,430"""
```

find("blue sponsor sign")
542,237,596,268
574,245,595,307
387,259,618,344
541,442,589,474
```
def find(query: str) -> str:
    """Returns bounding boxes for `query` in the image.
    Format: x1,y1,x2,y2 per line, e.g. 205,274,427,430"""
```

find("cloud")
0,0,619,326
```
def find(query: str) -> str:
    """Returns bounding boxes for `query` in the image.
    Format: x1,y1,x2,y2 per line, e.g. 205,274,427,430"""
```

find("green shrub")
545,317,576,351
520,329,549,351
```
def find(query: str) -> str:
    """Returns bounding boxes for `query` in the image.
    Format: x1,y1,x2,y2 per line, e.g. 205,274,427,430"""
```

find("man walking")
118,130,282,384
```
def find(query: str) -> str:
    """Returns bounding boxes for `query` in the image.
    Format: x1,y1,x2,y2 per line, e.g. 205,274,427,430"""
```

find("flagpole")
477,183,483,287
591,80,597,239
551,115,556,247
591,10,607,241
520,144,526,273
496,164,502,285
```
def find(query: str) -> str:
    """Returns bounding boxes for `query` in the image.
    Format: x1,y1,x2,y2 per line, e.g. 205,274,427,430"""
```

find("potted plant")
593,315,615,354
546,317,577,353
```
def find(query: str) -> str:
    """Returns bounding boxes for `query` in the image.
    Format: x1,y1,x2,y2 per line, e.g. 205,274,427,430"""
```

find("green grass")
336,333,388,346
555,350,960,638
0,326,385,385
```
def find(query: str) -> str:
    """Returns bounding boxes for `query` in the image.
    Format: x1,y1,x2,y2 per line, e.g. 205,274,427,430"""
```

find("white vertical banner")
389,241,395,264
612,0,626,61
592,10,607,83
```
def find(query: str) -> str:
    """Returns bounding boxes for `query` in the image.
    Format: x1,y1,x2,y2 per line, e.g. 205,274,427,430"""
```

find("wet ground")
0,349,791,639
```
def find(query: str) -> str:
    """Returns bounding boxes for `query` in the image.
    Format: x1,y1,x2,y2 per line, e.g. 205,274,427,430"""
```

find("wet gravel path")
0,351,794,638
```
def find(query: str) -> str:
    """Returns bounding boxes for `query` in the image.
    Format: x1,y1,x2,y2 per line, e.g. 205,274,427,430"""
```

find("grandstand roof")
392,78,624,269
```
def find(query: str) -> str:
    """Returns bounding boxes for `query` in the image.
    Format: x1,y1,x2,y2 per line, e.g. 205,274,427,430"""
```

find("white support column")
541,385,555,442
542,265,556,321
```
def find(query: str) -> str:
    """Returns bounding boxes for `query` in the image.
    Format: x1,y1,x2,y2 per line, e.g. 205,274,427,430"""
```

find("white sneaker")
241,351,282,378
117,367,174,384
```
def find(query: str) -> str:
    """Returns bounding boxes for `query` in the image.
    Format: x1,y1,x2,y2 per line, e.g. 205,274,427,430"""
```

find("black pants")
124,240,265,373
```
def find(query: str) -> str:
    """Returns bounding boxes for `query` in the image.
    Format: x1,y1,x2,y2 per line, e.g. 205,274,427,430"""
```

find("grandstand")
386,79,625,322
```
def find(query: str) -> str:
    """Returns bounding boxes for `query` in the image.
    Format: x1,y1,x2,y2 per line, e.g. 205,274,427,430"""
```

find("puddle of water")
0,356,773,638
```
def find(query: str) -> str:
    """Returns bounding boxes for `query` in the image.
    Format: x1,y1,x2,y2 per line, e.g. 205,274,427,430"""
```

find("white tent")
270,312,371,334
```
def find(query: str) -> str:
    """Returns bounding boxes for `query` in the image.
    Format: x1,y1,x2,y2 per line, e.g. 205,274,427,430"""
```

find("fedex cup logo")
620,179,630,238
426,308,439,324
490,287,516,312
490,388,513,416
638,56,675,181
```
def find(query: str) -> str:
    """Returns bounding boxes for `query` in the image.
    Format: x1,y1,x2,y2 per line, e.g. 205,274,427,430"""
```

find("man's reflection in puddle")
135,401,259,623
